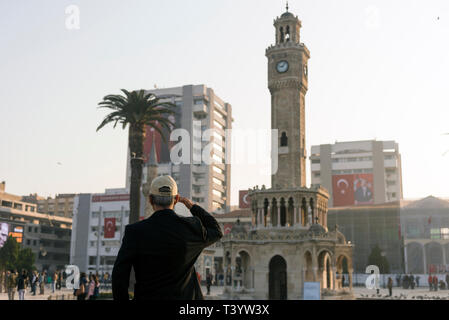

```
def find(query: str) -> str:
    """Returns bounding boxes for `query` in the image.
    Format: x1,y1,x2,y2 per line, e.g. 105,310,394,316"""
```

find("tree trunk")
128,124,145,224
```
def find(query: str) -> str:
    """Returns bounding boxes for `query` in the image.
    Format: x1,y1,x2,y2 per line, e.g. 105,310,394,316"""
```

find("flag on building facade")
104,218,116,238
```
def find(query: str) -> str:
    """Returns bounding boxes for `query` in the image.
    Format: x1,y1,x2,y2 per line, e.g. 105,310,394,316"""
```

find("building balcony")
193,104,208,117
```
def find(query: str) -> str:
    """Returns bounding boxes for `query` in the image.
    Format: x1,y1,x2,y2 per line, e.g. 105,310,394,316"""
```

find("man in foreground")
112,175,223,300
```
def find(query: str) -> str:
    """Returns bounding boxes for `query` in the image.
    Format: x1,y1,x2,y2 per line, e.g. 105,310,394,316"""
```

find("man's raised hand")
179,197,194,210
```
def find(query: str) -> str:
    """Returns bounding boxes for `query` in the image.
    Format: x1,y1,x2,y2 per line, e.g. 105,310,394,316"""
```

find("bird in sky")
57,162,62,165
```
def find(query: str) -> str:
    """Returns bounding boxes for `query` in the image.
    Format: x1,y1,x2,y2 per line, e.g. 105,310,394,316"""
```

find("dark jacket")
112,204,222,300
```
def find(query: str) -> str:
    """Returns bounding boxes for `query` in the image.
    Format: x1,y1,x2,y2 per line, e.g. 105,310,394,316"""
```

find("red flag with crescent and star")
104,218,116,238
332,174,355,207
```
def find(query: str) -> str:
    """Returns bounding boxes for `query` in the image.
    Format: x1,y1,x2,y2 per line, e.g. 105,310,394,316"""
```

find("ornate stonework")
221,9,354,300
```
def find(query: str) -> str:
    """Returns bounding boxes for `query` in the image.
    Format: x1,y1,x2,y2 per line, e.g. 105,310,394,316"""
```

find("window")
194,99,204,105
280,132,288,147
213,177,223,186
213,166,224,175
311,159,320,164
214,120,224,130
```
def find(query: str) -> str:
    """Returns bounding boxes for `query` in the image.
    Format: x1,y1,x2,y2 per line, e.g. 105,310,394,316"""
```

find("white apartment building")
70,188,129,274
125,84,233,214
310,140,403,207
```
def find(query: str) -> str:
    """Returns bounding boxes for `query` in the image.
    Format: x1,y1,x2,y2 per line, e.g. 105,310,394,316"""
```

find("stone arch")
280,197,287,227
336,254,350,289
263,198,269,226
301,198,307,226
271,198,278,226
309,198,315,224
318,250,333,290
287,197,294,227
406,242,424,274
304,250,313,282
237,250,252,289
269,255,287,300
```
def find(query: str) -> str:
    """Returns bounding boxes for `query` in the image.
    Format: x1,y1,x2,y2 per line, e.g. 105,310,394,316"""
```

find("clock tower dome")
266,7,310,189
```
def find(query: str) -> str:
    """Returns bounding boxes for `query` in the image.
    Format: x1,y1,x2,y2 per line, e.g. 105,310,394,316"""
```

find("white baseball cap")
150,175,178,196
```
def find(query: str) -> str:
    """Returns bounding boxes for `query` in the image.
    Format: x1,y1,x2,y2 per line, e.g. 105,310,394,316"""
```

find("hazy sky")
1,0,448,204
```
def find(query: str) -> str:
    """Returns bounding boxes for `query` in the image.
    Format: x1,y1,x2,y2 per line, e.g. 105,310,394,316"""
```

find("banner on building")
223,223,233,235
104,218,116,238
332,173,374,207
239,190,250,209
8,226,23,244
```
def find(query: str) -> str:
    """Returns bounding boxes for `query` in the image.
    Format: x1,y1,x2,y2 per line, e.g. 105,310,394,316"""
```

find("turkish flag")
332,175,355,207
239,191,250,209
224,223,233,235
104,218,116,238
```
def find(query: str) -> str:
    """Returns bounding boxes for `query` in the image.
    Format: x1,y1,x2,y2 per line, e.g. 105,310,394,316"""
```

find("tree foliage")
0,236,35,272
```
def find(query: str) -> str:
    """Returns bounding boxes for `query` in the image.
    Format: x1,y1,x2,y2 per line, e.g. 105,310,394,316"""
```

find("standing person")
31,271,38,295
0,270,3,293
52,271,58,293
39,271,45,295
433,275,438,291
75,272,88,300
17,270,28,300
445,273,449,290
206,272,212,295
428,274,433,291
342,274,345,288
57,270,62,290
416,275,420,288
410,274,415,290
6,270,17,300
87,274,100,300
112,176,223,300
387,277,393,297
396,274,401,287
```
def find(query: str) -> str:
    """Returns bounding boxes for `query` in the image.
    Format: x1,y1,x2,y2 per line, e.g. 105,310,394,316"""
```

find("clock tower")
266,8,309,189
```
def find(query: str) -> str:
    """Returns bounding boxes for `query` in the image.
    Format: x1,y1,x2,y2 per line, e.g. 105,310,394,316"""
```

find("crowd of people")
0,269,111,300
385,273,449,296
0,269,64,300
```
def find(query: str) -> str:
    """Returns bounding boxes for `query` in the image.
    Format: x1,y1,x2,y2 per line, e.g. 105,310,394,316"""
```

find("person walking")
6,270,18,300
17,270,28,300
206,272,213,295
112,175,223,300
387,277,393,297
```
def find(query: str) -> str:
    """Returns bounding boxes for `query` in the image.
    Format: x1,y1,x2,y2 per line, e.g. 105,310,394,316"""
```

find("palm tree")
96,89,176,224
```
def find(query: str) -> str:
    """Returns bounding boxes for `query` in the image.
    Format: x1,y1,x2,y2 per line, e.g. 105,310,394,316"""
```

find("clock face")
276,60,289,73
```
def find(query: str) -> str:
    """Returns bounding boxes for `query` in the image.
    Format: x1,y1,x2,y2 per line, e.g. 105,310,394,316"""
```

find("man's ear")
149,195,154,206
174,194,180,205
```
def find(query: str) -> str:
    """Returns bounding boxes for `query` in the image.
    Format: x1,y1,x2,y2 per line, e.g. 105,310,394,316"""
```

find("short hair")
150,194,175,207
